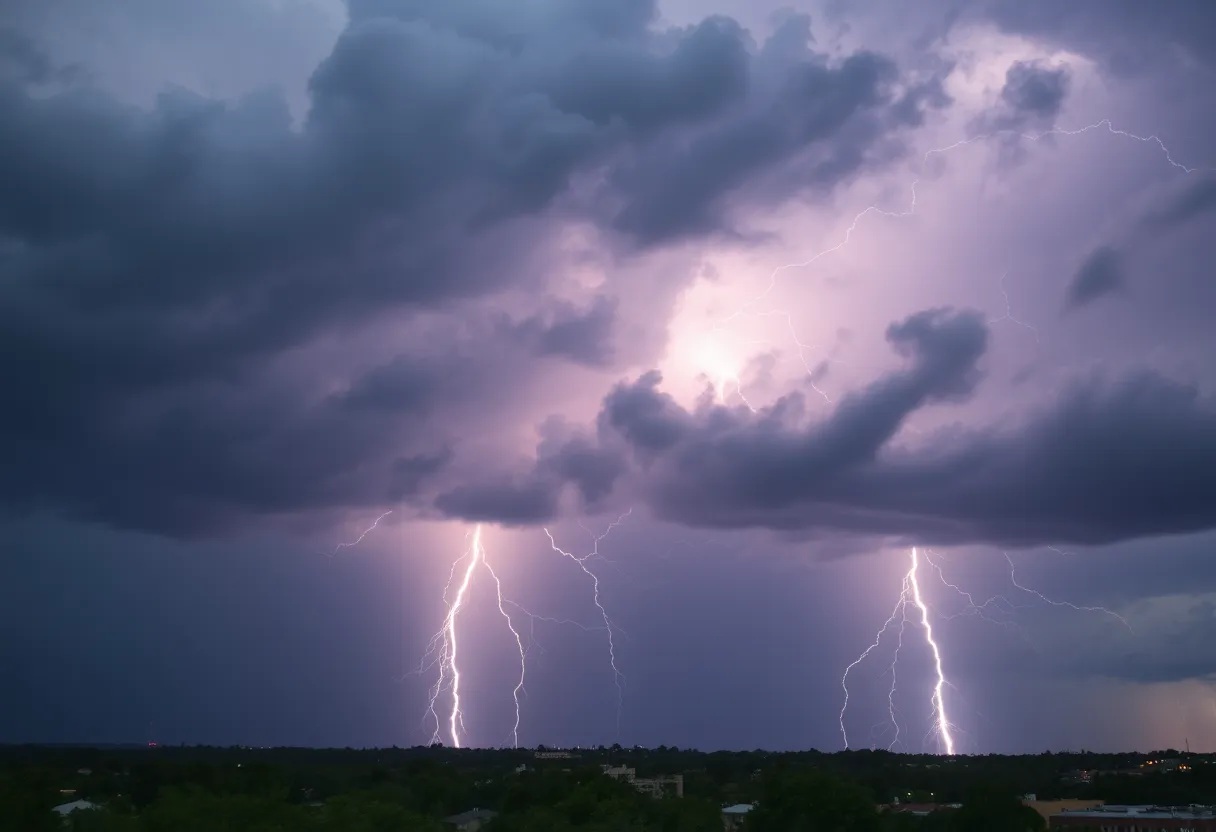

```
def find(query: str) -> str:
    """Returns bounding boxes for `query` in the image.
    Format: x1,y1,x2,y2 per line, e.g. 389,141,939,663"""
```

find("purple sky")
3,0,1216,754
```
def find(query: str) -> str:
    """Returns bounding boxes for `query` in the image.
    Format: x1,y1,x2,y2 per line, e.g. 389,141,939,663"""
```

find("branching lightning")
841,548,955,754
414,525,528,748
544,509,633,735
409,514,632,748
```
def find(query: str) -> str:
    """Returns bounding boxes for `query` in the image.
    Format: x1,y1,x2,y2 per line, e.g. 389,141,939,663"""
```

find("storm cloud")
1066,246,1125,310
443,308,1216,548
0,0,942,536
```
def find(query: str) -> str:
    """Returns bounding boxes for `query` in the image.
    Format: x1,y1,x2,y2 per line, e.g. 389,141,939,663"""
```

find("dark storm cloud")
0,26,82,84
967,60,1069,146
443,309,1216,548
2,351,463,536
1139,175,1216,234
979,0,1216,75
432,420,628,525
1065,246,1125,310
1063,175,1216,311
500,296,619,368
433,478,561,526
998,61,1069,123
608,12,950,244
0,0,938,535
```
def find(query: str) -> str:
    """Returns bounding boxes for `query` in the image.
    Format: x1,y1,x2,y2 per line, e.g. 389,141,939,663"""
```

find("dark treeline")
1,744,1212,832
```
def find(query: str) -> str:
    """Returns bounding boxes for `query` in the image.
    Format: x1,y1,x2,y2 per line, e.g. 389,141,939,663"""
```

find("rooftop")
1057,805,1216,820
444,808,499,825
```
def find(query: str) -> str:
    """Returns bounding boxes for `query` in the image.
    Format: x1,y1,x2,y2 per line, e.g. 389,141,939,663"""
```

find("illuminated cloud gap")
716,119,1207,405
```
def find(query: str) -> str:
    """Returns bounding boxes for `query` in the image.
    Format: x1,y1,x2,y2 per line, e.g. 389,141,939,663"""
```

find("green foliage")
1,745,1213,832
746,768,880,832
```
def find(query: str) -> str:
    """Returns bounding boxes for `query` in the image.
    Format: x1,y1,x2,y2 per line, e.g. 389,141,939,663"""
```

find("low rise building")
443,808,498,831
52,800,99,816
1022,797,1105,821
601,764,684,798
721,803,754,831
1050,804,1216,830
881,803,962,817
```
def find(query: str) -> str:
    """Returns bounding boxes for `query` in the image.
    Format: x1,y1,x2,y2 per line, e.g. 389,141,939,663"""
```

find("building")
881,803,962,817
51,800,99,816
633,774,684,798
1022,797,1105,822
533,750,576,760
443,808,498,831
721,803,754,831
1050,805,1216,830
601,764,684,798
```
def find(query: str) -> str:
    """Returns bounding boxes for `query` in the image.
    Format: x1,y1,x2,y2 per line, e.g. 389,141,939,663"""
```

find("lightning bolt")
544,509,632,735
842,544,1137,754
907,547,956,755
841,548,955,754
415,525,528,748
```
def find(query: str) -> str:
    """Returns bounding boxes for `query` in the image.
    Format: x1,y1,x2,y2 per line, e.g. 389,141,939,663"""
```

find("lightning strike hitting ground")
416,525,527,748
843,546,1136,753
413,517,633,747
841,548,955,754
544,510,633,735
907,548,956,755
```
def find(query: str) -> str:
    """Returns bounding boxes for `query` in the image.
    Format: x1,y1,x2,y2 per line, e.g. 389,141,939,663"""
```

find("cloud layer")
2,0,1213,556
0,0,948,535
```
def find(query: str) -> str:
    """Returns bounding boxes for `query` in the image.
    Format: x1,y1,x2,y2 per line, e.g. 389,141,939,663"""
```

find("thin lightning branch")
501,600,607,634
923,549,1027,627
882,602,909,751
323,510,393,557
840,584,908,750
1003,552,1134,633
483,554,527,749
711,119,1206,404
988,270,1040,343
544,510,632,736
